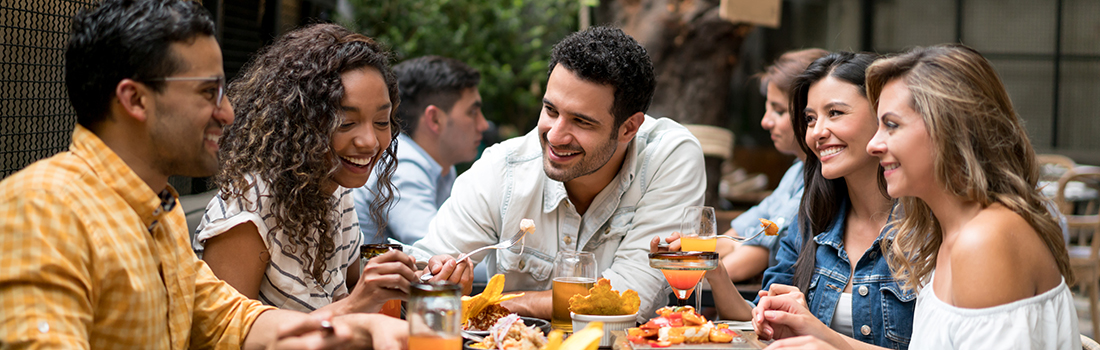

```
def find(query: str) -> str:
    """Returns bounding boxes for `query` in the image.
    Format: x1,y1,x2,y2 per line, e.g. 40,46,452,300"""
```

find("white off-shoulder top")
910,271,1080,350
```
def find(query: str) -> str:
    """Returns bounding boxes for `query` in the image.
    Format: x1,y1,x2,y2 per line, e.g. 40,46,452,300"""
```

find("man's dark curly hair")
216,23,400,284
548,26,655,131
393,56,481,134
66,0,215,129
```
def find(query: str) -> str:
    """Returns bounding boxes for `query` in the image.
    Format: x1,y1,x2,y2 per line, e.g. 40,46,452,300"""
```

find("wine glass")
679,206,717,251
551,250,597,332
648,251,719,306
678,206,717,309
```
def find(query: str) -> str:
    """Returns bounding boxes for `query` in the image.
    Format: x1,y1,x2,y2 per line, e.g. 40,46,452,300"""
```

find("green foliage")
340,0,580,135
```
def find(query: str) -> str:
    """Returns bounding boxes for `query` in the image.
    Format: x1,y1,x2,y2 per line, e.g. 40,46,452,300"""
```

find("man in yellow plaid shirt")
0,0,405,348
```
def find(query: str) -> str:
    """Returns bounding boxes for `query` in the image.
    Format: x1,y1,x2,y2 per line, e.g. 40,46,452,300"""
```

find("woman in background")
717,48,828,282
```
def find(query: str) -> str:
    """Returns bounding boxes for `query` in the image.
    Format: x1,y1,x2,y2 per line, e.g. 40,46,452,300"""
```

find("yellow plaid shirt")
0,126,275,349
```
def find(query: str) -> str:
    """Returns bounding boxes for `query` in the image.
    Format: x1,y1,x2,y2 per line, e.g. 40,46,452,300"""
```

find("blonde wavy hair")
866,44,1073,291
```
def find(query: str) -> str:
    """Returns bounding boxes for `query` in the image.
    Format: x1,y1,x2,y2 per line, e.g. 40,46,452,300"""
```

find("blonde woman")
753,44,1078,350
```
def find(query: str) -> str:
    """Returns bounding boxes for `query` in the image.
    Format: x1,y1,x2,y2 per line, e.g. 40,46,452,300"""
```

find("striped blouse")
193,176,361,312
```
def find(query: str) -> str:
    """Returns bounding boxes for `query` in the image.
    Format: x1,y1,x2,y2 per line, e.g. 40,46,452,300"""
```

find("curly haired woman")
192,23,418,315
753,44,1079,350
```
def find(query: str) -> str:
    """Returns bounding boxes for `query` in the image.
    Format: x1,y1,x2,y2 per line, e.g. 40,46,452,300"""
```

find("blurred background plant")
340,0,580,138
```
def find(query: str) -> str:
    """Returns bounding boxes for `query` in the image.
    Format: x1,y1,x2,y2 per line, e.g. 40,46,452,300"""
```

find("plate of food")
623,306,761,349
465,315,607,350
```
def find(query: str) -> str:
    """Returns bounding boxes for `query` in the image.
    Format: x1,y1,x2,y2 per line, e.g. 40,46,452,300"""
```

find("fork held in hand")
419,228,531,282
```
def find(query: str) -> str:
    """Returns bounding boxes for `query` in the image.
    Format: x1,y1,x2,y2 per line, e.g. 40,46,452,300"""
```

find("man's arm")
412,144,506,260
0,190,93,348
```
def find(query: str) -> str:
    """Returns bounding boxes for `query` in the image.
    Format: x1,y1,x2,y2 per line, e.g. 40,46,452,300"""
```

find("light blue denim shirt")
410,116,706,323
759,198,915,350
730,160,804,267
353,133,456,245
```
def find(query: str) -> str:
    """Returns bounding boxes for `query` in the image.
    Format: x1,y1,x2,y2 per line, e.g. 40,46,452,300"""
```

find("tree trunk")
597,0,752,207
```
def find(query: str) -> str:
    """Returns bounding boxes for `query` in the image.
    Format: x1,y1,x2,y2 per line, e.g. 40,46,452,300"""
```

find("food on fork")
463,274,525,331
760,218,779,236
625,306,740,346
568,278,640,316
520,218,536,234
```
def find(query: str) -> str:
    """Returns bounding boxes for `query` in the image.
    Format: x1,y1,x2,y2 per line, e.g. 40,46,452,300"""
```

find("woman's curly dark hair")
216,23,400,284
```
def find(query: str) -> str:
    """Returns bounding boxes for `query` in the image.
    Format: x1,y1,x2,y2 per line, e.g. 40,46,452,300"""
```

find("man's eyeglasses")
143,76,226,109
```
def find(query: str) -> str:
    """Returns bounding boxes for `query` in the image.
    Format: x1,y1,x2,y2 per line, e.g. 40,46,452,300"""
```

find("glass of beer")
361,243,404,318
677,206,717,311
551,250,597,332
407,281,462,350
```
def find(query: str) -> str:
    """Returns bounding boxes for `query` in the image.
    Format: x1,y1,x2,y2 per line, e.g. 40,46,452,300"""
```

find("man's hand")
649,232,682,253
420,254,474,295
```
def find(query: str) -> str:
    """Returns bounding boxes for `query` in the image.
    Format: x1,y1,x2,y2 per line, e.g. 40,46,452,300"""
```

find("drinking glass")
550,250,597,332
678,206,717,310
407,281,462,350
361,243,404,318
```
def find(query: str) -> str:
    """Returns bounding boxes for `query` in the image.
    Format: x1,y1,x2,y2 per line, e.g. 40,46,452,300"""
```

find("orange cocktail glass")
649,251,719,306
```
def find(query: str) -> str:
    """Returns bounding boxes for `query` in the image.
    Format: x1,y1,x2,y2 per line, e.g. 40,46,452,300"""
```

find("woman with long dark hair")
656,52,915,349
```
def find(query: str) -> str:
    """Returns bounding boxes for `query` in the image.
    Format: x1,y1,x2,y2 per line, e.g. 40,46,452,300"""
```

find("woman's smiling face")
867,78,936,199
803,76,880,180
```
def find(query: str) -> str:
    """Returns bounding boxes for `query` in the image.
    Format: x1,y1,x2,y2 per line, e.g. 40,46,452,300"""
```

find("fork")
657,220,777,248
419,228,531,282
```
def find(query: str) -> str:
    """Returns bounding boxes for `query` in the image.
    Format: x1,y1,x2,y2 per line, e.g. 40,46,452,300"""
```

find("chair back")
1083,333,1100,350
1056,166,1100,259
685,124,734,160
1038,154,1077,182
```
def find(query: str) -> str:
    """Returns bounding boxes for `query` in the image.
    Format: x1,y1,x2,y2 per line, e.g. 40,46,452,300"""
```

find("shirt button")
518,260,526,269
564,236,573,244
860,325,871,335
858,285,869,296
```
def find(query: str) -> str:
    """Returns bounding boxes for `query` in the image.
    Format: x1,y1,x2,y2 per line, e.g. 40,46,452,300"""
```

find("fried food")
467,304,513,331
463,274,525,329
626,306,740,346
520,218,536,234
567,278,640,316
760,218,779,236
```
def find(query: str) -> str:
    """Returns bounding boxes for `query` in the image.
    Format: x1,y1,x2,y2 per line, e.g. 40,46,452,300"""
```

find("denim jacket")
411,116,706,322
758,199,915,349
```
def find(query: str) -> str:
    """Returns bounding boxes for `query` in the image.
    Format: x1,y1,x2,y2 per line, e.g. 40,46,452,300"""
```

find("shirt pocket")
496,246,554,282
585,209,634,250
879,282,916,348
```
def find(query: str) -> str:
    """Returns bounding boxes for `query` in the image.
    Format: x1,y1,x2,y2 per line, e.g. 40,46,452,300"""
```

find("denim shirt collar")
813,197,897,252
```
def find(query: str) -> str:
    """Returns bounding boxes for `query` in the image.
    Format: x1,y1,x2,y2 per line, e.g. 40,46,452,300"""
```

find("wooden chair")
1038,153,1077,182
1083,334,1100,350
1056,166,1100,338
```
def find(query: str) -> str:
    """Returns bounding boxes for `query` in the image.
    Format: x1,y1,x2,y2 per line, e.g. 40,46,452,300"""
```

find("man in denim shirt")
354,56,487,245
414,27,706,322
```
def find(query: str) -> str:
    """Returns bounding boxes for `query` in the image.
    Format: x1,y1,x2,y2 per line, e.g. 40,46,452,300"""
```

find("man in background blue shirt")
354,56,488,245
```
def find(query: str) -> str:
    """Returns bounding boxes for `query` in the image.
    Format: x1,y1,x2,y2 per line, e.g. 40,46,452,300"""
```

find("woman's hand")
757,283,807,308
347,250,418,313
649,231,682,253
752,292,831,342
